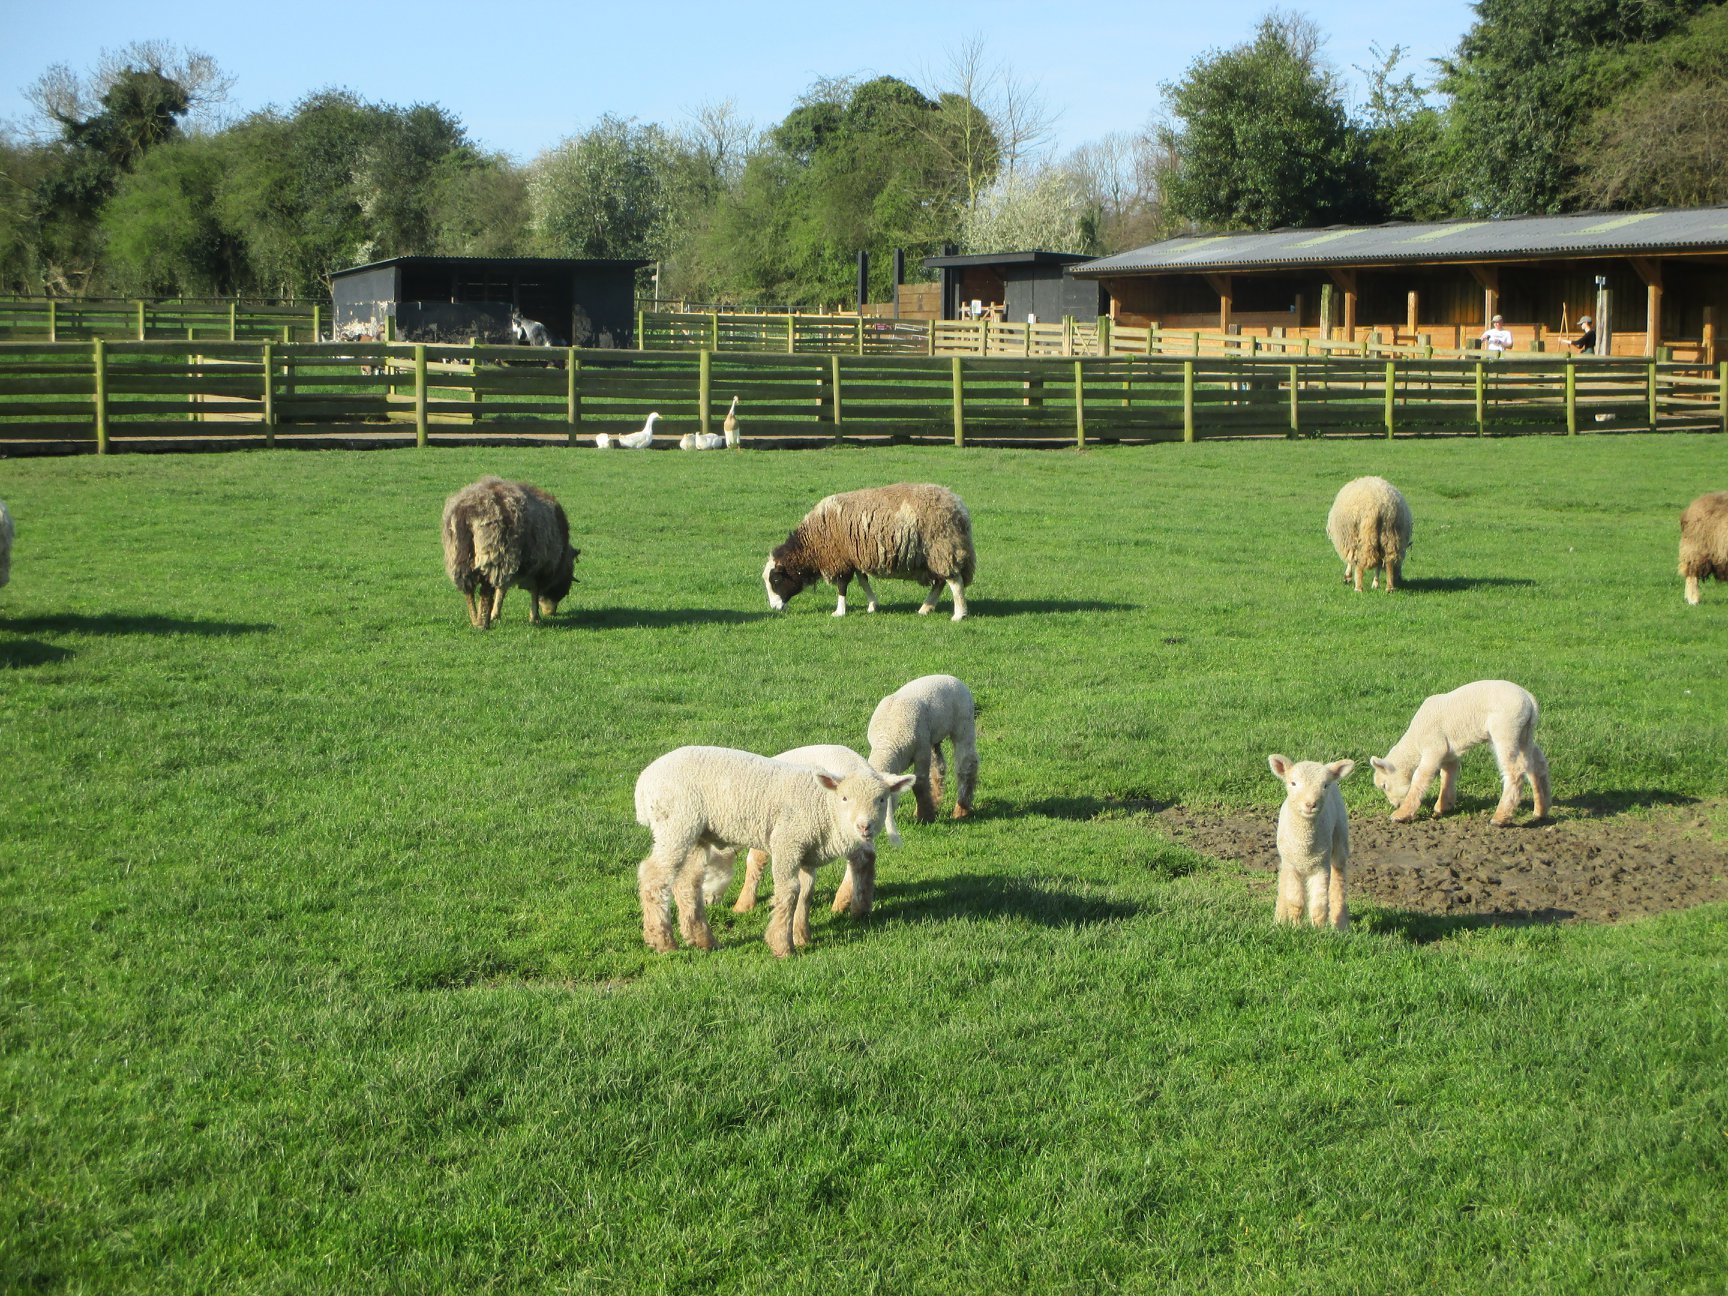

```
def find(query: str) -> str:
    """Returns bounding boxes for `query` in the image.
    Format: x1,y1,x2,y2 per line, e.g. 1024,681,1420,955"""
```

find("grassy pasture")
1,436,1725,1294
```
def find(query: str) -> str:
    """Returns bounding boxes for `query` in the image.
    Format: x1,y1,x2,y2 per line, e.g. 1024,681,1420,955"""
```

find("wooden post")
927,319,935,355
1632,257,1663,358
1648,359,1659,431
312,303,322,343
136,300,146,341
567,351,580,445
1074,359,1086,448
1318,282,1333,341
1564,357,1577,435
831,353,843,427
1406,290,1418,340
951,356,965,447
699,349,712,438
414,343,428,447
262,341,275,448
93,338,109,454
47,298,57,342
1098,315,1111,356
1475,361,1486,436
1206,274,1233,334
1063,316,1074,357
636,308,645,349
1182,358,1195,443
1288,363,1300,435
1720,360,1727,436
1703,306,1717,366
1384,359,1396,439
856,316,864,356
710,312,719,352
229,300,238,341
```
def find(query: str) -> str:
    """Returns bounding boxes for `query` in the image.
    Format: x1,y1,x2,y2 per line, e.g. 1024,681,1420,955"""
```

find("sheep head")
816,767,915,849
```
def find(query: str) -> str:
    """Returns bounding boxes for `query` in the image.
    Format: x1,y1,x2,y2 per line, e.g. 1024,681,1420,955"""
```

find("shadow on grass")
1395,576,1538,594
1554,790,1701,817
566,607,773,629
0,637,76,668
1008,794,1171,821
878,872,1141,929
0,612,273,637
1363,906,1578,944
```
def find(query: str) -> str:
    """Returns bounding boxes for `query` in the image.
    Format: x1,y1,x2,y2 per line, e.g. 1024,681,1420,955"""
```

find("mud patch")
1154,802,1728,926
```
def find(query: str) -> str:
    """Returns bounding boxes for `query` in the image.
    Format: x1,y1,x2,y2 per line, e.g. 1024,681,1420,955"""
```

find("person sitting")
1571,315,1597,354
1479,314,1514,355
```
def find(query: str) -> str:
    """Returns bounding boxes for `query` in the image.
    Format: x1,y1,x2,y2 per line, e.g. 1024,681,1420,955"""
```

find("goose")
722,395,740,448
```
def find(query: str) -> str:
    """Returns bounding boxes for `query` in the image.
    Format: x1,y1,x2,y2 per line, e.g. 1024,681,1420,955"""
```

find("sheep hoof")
1389,810,1415,824
1490,813,1516,827
917,605,934,616
952,804,972,820
831,608,846,618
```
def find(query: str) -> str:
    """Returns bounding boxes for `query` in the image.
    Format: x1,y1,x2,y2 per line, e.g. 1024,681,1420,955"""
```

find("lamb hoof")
1490,813,1516,827
952,804,972,820
950,611,966,621
917,605,934,616
831,609,846,618
645,933,677,954
1389,810,1415,824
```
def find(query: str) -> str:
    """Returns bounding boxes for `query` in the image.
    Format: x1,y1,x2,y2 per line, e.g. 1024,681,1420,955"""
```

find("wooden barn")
920,251,1106,323
1071,207,1728,360
330,255,649,347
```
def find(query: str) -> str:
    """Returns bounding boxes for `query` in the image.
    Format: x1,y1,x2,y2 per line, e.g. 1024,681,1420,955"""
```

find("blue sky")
0,0,1477,162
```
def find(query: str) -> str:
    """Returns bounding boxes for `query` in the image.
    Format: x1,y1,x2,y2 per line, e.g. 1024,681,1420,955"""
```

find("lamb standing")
440,477,579,629
763,483,975,619
728,744,901,919
1326,476,1412,592
633,746,912,956
868,674,978,824
1678,490,1728,605
1370,680,1551,826
1267,755,1355,930
0,498,12,589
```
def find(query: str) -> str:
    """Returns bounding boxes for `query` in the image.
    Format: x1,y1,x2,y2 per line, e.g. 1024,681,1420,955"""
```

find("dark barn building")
920,251,1106,323
330,255,649,347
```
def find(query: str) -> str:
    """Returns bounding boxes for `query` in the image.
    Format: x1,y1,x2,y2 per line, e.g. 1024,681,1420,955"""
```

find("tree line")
2,4,1723,306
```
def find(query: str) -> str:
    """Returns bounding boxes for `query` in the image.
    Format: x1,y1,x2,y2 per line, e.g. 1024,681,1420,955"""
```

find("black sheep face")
763,556,808,610
538,546,580,617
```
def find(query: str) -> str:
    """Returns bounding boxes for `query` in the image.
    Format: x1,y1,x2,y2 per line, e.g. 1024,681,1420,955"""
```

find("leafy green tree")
1355,44,1456,222
958,168,1091,254
1158,13,1374,230
429,152,532,257
100,134,248,294
529,115,678,259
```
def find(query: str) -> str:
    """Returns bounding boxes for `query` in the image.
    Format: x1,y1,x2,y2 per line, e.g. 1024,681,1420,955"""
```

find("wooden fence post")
927,319,935,356
1288,363,1300,435
1475,361,1486,436
1074,359,1086,448
567,351,580,444
136,300,146,341
787,315,795,355
47,298,56,342
831,354,843,428
1647,359,1658,431
93,338,109,454
951,356,965,447
710,312,719,352
1564,358,1577,435
636,308,645,350
262,341,275,448
414,344,428,447
229,300,238,341
1384,359,1396,438
1720,360,1727,436
1182,358,1195,443
699,349,712,437
1098,316,1111,356
856,316,865,356
312,303,321,343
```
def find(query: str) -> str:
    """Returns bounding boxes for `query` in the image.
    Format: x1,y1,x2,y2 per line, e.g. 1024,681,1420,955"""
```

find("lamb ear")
1329,759,1356,781
1268,754,1292,778
1369,756,1391,773
885,774,916,796
815,772,841,791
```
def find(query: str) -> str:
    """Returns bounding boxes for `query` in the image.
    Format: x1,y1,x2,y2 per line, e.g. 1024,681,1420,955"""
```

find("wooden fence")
1,340,1722,453
0,297,327,344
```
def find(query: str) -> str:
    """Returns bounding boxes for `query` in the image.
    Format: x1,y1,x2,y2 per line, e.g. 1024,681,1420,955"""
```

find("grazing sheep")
1678,490,1728,605
440,477,579,629
763,482,976,619
868,674,978,824
728,744,901,919
1267,755,1355,930
679,431,728,450
0,498,11,589
634,746,912,957
1326,476,1412,592
1370,680,1551,826
722,395,740,448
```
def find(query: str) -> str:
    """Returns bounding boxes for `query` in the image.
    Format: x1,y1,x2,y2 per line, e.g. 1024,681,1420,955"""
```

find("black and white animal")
511,309,554,348
440,477,579,629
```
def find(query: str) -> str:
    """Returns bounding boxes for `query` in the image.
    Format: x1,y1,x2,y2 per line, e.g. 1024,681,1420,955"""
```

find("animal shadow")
1395,576,1538,594
1553,790,1700,818
564,607,772,629
1363,906,1577,944
0,612,273,638
878,872,1141,930
0,637,75,668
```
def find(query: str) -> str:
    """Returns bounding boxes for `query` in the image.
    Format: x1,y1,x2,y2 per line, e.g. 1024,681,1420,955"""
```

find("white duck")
722,395,740,448
680,431,727,450
614,411,659,450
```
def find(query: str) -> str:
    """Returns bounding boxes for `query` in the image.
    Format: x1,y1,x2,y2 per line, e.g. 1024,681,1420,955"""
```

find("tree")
1157,12,1374,231
1355,43,1456,222
529,115,678,259
958,168,1091,254
101,134,247,294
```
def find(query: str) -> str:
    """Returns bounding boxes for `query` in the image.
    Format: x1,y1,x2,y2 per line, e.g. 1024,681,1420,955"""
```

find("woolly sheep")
1267,755,1355,930
1678,490,1728,605
867,674,978,824
1370,680,1551,826
633,745,913,957
763,482,976,620
728,744,901,919
440,477,579,629
1326,476,1412,592
0,498,11,589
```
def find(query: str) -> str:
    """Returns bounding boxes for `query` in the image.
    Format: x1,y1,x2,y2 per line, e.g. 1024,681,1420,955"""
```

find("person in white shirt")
1479,314,1514,355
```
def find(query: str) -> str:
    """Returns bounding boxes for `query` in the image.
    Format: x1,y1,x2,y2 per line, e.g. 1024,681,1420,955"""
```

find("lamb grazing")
633,746,913,957
1370,680,1551,826
1678,490,1728,605
1326,476,1412,592
868,674,978,824
0,498,11,589
727,744,902,920
440,476,579,629
679,431,728,450
1267,755,1355,930
722,395,740,448
763,482,976,619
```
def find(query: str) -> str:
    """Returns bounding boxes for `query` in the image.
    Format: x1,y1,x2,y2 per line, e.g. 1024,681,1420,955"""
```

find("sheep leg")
1303,869,1329,927
471,578,496,629
1341,561,1354,586
831,861,854,914
461,588,480,628
673,846,718,951
953,728,979,818
1387,560,1402,592
733,848,769,912
912,747,938,824
947,579,968,621
1684,574,1702,605
843,845,876,918
856,573,879,613
832,573,850,618
1434,757,1461,816
918,579,944,615
488,584,506,626
763,848,801,958
701,847,737,908
1275,865,1305,925
638,851,678,952
1526,743,1551,820
930,742,947,811
1491,749,1529,826
1390,755,1441,822
791,860,818,948
1326,863,1350,931
1352,563,1365,592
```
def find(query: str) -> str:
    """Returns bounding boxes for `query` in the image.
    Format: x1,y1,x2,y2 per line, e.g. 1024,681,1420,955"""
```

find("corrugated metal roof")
333,255,651,278
1071,207,1728,276
921,251,1095,270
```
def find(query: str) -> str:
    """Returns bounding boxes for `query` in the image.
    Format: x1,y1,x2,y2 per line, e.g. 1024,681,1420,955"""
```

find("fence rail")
0,297,327,344
1,340,1722,453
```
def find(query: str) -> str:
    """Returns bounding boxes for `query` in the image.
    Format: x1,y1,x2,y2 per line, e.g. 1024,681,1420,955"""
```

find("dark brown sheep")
441,477,578,628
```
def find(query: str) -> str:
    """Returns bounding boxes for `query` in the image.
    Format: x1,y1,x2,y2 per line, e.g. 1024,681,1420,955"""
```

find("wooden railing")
0,297,328,344
2,340,1722,452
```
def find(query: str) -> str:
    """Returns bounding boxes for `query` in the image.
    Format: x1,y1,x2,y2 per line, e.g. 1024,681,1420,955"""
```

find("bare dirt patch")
1155,801,1728,927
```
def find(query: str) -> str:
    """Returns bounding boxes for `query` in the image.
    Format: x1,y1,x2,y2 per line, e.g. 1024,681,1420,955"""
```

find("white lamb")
634,745,912,957
867,674,978,824
1370,680,1551,826
1267,755,1355,930
727,745,901,919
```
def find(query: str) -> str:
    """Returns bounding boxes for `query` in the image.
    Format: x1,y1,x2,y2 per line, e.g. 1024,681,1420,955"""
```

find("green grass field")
2,436,1724,1294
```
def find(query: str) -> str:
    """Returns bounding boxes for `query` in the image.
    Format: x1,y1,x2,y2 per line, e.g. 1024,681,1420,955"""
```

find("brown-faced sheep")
763,483,976,619
440,477,578,629
1679,491,1728,605
1326,476,1412,592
